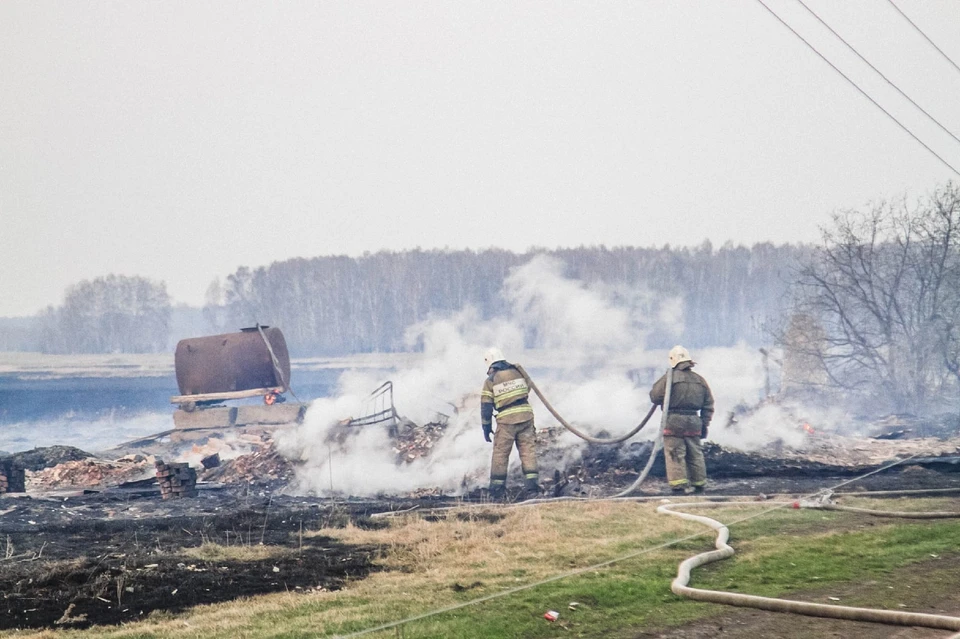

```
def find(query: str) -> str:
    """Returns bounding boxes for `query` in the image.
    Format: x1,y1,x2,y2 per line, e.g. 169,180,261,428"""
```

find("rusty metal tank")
174,326,291,396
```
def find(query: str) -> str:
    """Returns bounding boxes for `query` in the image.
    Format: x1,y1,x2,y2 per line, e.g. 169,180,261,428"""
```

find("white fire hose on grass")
503,365,960,630
361,491,960,637
657,498,960,631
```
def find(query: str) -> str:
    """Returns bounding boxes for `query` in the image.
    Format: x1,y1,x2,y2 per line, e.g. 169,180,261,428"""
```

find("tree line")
205,243,807,354
4,243,806,356
34,275,171,354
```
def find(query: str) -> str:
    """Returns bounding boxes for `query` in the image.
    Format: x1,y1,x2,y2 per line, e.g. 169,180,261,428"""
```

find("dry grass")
288,500,699,630
181,542,293,563
2,500,696,638
323,501,694,575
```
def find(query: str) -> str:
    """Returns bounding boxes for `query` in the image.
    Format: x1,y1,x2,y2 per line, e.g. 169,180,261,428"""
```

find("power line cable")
794,0,960,148
752,0,960,178
885,0,960,78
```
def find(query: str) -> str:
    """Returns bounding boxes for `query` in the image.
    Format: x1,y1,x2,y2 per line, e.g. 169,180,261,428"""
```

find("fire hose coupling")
794,492,835,509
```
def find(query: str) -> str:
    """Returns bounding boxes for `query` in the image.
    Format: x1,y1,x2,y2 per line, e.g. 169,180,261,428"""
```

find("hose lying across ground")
363,491,960,637
515,364,670,497
658,497,960,631
511,364,960,628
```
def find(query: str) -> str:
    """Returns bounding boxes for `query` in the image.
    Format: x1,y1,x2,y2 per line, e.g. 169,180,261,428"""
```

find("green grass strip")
316,517,960,639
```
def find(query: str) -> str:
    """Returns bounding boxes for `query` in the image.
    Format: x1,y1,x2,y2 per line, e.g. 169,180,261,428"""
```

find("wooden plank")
235,404,305,425
169,387,284,404
173,407,236,429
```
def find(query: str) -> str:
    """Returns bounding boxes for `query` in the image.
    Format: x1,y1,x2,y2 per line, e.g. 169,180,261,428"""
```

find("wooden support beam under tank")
169,387,283,405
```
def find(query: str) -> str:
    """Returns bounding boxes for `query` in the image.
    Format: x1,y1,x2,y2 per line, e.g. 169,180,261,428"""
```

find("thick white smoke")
276,256,791,497
504,259,646,361
276,308,515,496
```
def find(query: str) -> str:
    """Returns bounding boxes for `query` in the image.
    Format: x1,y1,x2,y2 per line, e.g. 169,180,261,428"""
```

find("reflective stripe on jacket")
481,362,534,426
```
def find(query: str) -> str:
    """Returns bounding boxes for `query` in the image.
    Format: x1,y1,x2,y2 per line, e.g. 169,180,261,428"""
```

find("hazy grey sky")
2,1,958,317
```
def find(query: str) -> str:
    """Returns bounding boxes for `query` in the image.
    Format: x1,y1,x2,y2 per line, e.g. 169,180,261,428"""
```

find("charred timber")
699,443,960,478
588,442,960,480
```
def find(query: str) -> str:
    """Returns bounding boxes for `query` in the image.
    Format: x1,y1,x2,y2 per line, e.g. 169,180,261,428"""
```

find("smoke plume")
277,256,780,496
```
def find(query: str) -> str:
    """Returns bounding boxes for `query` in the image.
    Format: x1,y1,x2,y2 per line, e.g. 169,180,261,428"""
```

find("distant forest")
1,243,808,355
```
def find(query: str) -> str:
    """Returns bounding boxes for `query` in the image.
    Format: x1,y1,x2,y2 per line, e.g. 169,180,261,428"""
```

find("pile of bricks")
0,460,26,494
154,460,198,499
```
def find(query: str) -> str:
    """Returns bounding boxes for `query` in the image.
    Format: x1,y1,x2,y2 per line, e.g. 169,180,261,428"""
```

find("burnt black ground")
2,460,958,631
0,491,396,631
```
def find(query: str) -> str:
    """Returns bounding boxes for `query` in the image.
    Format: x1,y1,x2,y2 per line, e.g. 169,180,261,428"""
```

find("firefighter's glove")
482,423,493,443
700,422,709,440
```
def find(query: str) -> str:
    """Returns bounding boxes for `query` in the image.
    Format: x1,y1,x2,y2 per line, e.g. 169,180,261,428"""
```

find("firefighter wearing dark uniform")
480,347,539,499
650,345,715,493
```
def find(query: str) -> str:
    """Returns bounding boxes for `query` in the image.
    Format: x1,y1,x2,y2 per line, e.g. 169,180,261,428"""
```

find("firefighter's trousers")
663,435,707,489
489,418,538,489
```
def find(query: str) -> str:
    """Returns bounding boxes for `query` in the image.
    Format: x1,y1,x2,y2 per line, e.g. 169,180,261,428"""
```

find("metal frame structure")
348,381,400,429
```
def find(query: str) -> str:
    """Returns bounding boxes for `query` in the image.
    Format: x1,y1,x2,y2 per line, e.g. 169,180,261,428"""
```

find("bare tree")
792,182,960,413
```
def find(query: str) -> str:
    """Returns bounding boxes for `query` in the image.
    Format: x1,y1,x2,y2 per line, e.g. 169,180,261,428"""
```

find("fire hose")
515,364,671,497
361,490,960,638
508,364,960,628
657,498,960,631
514,363,659,445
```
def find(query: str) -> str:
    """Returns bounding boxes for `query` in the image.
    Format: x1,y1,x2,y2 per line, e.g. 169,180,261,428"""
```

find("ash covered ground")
0,491,383,630
2,416,960,632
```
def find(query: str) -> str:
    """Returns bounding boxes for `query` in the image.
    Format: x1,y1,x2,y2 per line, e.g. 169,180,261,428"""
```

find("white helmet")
668,345,692,368
484,347,506,368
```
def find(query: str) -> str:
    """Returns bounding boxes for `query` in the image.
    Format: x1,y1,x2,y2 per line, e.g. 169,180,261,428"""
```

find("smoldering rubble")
5,410,958,502
3,408,960,632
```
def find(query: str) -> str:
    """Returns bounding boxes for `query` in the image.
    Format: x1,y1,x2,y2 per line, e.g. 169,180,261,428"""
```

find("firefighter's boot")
523,478,540,499
488,484,506,502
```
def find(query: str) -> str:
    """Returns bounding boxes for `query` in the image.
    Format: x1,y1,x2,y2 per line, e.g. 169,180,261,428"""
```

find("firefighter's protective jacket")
481,361,534,428
650,361,715,437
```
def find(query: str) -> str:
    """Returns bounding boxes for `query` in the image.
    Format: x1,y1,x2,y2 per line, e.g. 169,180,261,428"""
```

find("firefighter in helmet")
650,345,714,493
480,347,539,500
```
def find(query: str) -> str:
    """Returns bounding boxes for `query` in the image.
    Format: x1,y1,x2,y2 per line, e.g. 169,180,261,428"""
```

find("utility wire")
885,0,960,78
753,0,960,178
795,0,960,148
